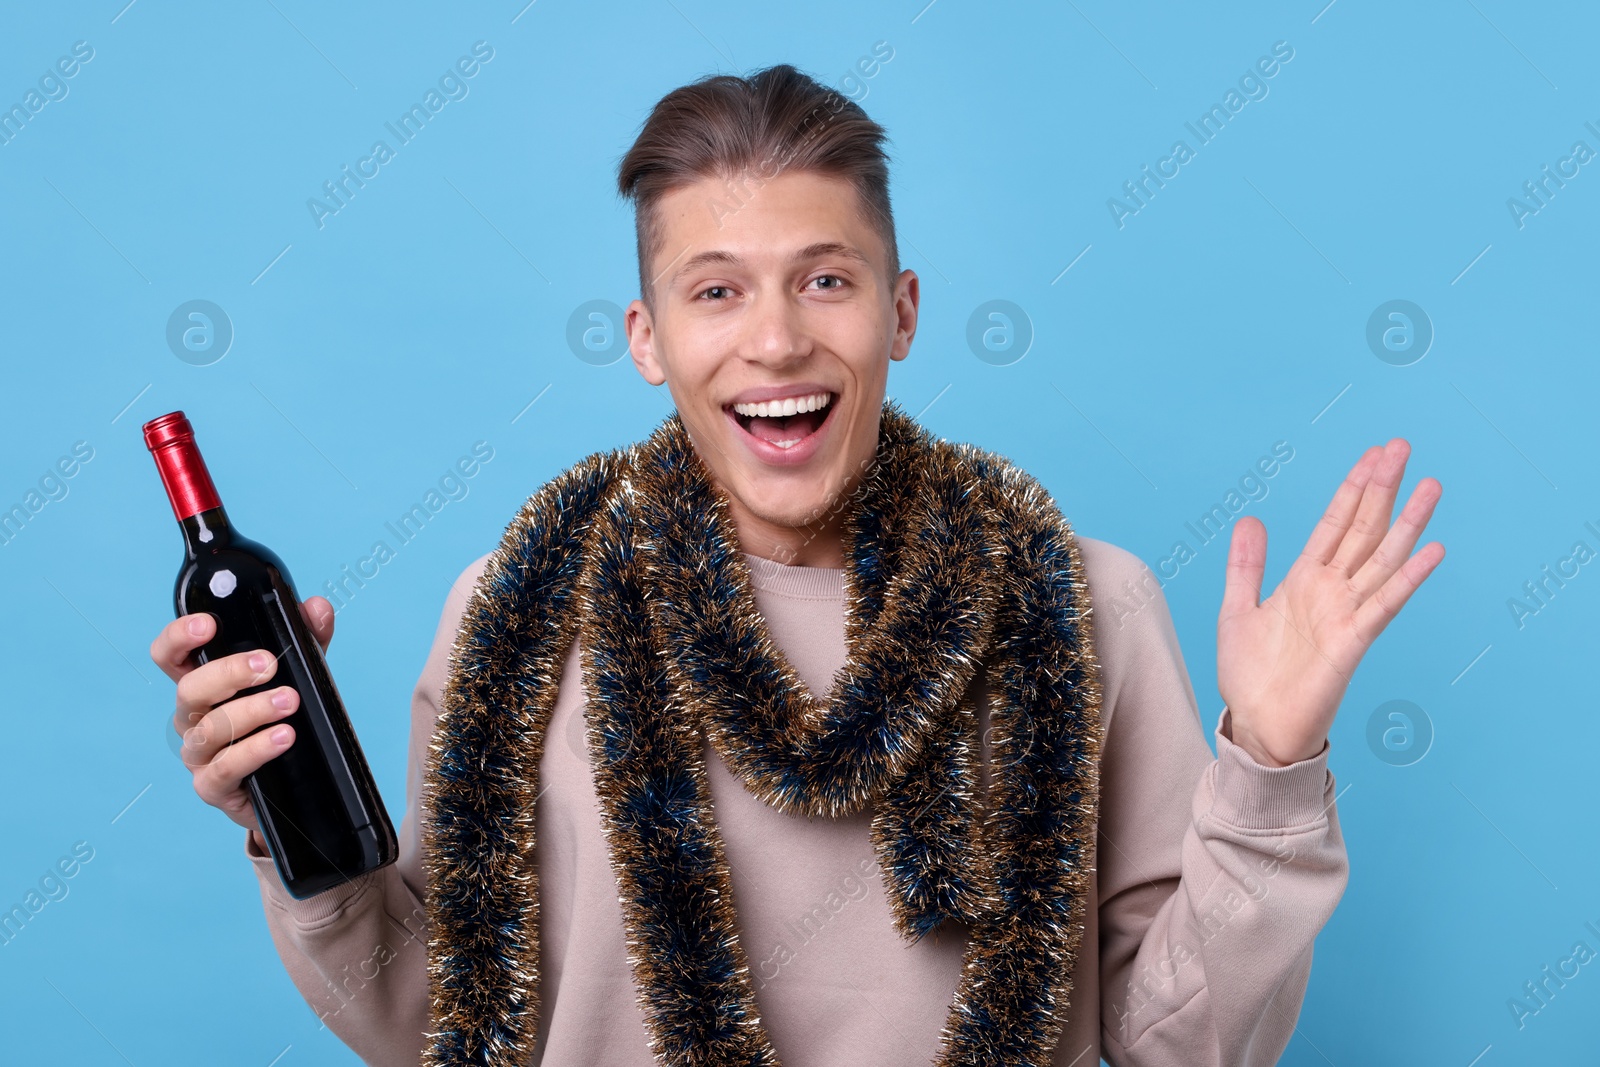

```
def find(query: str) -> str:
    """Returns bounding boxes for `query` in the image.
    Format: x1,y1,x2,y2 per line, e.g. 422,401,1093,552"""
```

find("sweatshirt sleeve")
244,553,492,1066
1079,538,1350,1067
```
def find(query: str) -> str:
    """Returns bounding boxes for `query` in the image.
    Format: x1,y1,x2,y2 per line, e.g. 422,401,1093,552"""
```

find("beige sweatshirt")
245,536,1348,1066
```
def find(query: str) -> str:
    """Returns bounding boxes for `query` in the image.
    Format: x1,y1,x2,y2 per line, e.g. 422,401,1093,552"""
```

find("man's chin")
713,473,836,525
737,497,835,535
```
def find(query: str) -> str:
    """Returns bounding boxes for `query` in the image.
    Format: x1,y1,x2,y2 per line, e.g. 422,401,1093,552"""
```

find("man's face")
624,169,919,566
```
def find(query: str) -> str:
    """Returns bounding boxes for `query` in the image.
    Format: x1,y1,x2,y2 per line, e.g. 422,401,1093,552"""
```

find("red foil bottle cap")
144,411,222,521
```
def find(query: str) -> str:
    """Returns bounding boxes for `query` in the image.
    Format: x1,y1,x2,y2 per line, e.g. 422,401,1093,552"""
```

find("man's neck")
732,511,846,569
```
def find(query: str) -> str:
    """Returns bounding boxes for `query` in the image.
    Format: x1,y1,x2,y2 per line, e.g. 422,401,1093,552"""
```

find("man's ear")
625,298,666,385
889,268,920,363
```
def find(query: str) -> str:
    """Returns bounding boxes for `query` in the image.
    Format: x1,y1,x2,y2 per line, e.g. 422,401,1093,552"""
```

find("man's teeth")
731,392,832,418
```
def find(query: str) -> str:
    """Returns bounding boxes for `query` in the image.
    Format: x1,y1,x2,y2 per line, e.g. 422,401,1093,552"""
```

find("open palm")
1217,439,1445,767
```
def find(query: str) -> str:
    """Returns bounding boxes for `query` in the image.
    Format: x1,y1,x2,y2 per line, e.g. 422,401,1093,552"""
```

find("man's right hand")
148,598,336,843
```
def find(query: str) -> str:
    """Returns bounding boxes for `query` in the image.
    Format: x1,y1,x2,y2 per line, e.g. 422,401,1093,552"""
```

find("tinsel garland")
419,399,1103,1066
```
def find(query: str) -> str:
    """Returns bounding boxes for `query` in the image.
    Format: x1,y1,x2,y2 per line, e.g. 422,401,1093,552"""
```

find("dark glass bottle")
145,411,397,899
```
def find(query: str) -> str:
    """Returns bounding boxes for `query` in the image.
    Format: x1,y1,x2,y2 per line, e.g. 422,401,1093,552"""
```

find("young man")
150,66,1443,1066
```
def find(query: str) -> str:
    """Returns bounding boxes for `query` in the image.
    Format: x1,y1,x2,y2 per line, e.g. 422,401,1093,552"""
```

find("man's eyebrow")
674,248,740,277
671,242,872,282
792,241,872,266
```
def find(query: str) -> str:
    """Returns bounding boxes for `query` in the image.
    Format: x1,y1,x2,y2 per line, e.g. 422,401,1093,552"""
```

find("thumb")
300,596,335,652
1220,516,1266,621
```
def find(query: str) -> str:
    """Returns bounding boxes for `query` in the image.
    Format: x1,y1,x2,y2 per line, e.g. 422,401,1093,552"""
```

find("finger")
177,685,299,770
1300,446,1383,566
1350,476,1443,600
1220,515,1267,620
1352,541,1447,647
150,613,216,683
174,648,280,725
1330,438,1411,575
194,723,295,809
301,596,335,653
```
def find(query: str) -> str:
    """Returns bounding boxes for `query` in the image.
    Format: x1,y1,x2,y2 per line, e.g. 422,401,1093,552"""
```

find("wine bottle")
144,411,397,899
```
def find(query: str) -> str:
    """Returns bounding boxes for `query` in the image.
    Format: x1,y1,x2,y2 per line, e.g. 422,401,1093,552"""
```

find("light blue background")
2,2,1596,1064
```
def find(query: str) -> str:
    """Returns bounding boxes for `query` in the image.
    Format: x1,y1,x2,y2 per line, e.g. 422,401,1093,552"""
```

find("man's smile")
722,386,838,464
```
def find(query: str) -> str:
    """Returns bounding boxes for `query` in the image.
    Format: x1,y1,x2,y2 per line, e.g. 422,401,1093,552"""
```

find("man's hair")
616,63,899,309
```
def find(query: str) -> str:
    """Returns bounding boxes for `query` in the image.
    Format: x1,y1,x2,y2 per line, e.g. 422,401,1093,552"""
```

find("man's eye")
809,274,847,291
698,286,731,300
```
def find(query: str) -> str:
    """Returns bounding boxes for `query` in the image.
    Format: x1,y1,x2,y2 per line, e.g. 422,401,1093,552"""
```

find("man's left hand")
1217,438,1445,768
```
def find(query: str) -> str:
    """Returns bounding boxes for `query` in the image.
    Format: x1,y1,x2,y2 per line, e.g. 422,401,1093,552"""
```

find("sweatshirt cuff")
244,827,375,924
1209,707,1334,831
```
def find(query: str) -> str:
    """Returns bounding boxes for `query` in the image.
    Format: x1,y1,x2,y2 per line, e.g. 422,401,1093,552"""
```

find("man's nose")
740,287,809,366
